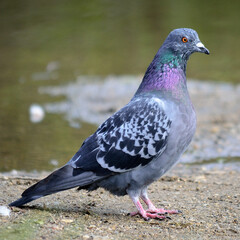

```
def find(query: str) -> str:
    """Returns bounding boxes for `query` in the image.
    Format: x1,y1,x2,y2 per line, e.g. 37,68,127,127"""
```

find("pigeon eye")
181,37,188,43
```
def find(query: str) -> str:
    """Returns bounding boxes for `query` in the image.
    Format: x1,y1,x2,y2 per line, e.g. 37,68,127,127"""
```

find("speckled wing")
96,98,172,172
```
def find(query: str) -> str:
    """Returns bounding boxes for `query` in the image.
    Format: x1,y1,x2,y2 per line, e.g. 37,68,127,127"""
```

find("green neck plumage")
157,49,187,72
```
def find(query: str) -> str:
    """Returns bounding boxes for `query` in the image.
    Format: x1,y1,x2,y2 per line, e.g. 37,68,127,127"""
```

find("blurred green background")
0,0,239,171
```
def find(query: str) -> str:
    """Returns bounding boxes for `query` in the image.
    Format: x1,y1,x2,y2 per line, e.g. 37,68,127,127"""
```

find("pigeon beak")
196,42,210,55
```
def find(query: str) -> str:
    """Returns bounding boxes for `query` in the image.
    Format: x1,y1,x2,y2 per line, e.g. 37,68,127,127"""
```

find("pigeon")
9,28,209,220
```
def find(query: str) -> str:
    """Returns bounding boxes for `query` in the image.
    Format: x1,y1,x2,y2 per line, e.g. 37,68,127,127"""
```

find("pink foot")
129,196,181,221
146,208,181,214
141,197,181,215
130,210,166,220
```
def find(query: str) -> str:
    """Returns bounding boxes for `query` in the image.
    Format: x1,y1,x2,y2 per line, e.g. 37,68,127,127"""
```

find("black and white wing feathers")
68,97,171,173
95,97,172,172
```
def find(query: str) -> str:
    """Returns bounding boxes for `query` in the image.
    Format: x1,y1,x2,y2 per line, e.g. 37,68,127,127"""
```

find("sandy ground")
0,166,239,240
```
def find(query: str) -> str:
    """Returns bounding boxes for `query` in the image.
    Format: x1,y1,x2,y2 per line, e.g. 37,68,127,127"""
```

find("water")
0,0,240,172
186,157,240,172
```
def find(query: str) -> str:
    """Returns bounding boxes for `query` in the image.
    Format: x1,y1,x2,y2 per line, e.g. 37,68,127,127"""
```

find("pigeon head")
161,28,210,60
136,28,209,97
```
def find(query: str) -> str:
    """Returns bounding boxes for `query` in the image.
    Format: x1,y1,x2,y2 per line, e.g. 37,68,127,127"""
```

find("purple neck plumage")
135,49,188,98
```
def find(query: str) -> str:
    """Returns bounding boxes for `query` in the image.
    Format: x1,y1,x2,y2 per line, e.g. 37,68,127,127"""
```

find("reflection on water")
186,157,240,172
0,0,239,172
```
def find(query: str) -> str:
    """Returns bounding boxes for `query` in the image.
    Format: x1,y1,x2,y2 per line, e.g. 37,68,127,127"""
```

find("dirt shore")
0,166,239,240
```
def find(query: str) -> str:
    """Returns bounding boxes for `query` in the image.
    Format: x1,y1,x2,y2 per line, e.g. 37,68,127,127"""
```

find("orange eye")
182,37,188,43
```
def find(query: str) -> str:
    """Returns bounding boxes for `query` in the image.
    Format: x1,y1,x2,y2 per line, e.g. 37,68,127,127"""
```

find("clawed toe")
129,195,181,221
130,211,167,220
145,212,166,220
129,211,139,217
146,208,181,215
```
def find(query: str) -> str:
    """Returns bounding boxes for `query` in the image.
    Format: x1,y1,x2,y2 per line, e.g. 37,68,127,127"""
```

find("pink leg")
141,189,181,215
129,195,166,220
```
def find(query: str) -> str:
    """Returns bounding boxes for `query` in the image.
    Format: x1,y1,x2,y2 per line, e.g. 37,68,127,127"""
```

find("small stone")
0,206,11,217
61,218,74,223
211,126,220,133
82,234,92,240
88,224,96,229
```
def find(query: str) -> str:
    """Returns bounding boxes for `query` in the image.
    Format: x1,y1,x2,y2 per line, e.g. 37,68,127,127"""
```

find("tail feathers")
9,165,108,207
9,195,42,207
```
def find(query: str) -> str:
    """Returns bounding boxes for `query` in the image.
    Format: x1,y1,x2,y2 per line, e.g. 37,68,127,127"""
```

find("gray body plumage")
86,94,196,196
9,28,209,220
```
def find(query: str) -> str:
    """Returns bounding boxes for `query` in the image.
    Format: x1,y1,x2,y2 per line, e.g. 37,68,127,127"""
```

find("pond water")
0,0,240,172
